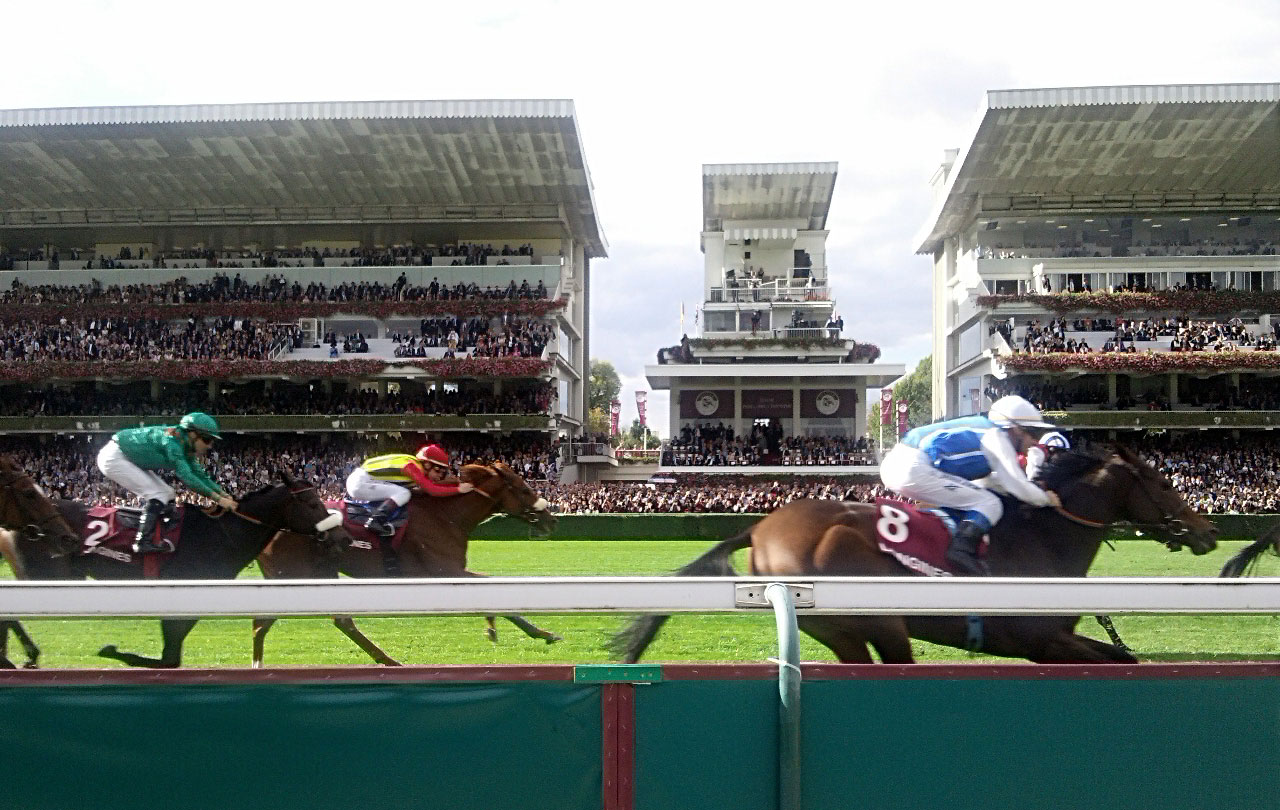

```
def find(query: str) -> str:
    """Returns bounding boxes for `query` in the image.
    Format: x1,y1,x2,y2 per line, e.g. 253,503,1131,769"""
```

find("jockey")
1024,430,1071,483
96,412,239,555
878,395,1062,575
345,443,474,574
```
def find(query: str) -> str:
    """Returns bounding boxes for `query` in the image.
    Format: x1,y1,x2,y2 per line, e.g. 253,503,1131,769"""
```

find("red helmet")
415,444,450,468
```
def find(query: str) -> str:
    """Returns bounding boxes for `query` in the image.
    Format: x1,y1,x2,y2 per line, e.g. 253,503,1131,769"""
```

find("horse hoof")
21,660,39,670
543,634,563,645
97,645,118,658
381,659,403,667
0,659,15,670
485,630,498,644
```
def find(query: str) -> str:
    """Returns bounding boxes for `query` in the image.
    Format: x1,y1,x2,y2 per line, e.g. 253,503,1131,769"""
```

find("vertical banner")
609,399,621,436
635,390,648,427
896,400,910,437
880,388,894,425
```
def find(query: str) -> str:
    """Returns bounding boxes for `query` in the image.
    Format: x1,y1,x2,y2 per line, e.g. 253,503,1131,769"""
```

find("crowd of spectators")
0,242,541,271
391,317,551,358
3,434,562,506
977,235,1279,261
1002,316,1278,355
0,384,553,418
0,274,549,306
0,316,300,363
662,422,875,466
545,476,887,514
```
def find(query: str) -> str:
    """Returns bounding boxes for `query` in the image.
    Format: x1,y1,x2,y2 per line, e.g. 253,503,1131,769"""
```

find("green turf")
1,539,1276,668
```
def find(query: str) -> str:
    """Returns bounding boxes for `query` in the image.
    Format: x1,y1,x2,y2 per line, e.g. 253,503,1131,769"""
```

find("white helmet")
1039,431,1070,450
988,395,1054,429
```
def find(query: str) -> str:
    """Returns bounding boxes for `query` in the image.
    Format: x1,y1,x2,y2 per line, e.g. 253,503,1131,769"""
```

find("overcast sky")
2,1,1276,435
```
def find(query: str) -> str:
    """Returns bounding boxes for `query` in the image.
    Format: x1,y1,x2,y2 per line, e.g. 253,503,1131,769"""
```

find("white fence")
0,577,1277,619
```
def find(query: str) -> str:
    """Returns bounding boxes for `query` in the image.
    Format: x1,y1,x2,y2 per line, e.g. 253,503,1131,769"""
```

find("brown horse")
0,455,82,668
611,446,1219,665
252,462,559,667
1,471,351,668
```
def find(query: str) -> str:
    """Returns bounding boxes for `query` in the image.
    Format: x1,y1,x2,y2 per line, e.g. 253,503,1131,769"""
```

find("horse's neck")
450,492,501,534
991,501,1105,576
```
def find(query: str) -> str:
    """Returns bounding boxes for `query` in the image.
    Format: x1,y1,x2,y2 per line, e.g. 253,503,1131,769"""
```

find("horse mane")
238,482,280,503
1035,446,1110,491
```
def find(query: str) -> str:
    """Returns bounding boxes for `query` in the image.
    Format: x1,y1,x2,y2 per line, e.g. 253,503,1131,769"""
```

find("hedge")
475,512,1273,541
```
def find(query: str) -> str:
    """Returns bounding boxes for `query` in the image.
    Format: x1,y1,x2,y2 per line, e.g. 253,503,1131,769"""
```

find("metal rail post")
765,581,802,810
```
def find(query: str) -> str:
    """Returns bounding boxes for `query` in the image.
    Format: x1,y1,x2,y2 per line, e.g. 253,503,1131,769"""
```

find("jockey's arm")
980,430,1053,508
165,443,226,500
401,461,471,496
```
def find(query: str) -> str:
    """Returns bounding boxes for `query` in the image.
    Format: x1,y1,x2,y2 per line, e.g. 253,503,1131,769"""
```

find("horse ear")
280,469,297,487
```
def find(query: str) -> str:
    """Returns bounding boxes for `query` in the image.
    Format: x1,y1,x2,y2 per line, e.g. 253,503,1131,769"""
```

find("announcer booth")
646,162,905,472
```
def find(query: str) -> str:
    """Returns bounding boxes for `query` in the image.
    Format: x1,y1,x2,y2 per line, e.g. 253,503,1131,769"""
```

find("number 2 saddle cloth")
77,504,188,577
872,497,988,578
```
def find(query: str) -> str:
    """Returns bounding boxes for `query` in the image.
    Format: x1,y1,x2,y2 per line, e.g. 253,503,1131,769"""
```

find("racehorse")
610,446,1219,665
0,471,350,668
0,455,82,668
252,462,559,667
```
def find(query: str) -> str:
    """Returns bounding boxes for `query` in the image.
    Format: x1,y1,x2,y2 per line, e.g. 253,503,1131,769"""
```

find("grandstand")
917,83,1280,434
638,163,905,476
0,100,605,485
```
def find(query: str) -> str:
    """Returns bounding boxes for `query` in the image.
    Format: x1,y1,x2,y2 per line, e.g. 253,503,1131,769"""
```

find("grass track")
1,539,1276,669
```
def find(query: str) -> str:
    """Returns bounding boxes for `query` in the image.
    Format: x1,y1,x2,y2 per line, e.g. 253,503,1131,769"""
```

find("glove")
458,482,475,494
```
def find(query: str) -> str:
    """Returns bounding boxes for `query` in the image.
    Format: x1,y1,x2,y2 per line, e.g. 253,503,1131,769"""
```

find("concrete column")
855,384,866,439
322,379,333,396
206,379,218,403
734,387,744,438
493,379,503,396
150,380,162,400
1107,374,1118,405
1168,373,1179,406
792,387,802,435
668,385,680,440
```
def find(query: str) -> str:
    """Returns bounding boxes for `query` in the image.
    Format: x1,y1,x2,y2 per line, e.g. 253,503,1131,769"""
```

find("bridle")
222,484,343,539
0,466,75,544
1050,452,1190,539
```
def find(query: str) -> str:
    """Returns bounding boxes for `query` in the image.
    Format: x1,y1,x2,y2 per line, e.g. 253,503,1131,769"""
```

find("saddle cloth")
332,499,410,552
80,504,186,577
872,497,987,578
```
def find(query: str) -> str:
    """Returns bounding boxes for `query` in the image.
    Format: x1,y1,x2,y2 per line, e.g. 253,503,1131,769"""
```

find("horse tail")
1219,524,1280,578
606,531,752,663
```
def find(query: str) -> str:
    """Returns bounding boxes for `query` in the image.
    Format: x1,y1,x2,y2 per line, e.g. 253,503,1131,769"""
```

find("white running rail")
0,577,1277,619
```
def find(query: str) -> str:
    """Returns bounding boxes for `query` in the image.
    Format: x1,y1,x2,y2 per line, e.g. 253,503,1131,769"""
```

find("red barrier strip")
601,683,636,810
0,665,576,686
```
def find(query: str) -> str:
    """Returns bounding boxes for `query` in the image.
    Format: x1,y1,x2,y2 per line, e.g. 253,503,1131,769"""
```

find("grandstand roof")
702,163,838,233
916,83,1280,254
0,99,606,257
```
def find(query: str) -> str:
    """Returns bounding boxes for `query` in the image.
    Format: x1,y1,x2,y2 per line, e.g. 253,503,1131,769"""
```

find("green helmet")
179,412,222,440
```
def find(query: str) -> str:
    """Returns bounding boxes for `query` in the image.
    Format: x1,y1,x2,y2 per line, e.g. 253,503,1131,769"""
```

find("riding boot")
363,499,398,538
132,499,175,555
945,519,990,576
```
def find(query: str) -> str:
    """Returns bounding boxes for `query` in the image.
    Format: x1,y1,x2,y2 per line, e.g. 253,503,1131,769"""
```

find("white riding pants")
96,441,176,504
345,467,412,506
879,444,1003,528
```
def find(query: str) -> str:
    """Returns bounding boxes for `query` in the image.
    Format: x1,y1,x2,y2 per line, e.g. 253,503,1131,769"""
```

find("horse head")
0,454,80,555
462,462,556,536
234,472,351,553
1042,445,1217,555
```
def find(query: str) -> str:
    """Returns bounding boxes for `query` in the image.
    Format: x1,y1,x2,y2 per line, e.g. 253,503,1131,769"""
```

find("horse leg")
484,616,498,643
332,617,402,666
1094,615,1133,653
99,619,198,668
1023,630,1137,664
7,620,40,668
251,617,276,668
0,621,14,669
502,614,562,644
797,616,875,663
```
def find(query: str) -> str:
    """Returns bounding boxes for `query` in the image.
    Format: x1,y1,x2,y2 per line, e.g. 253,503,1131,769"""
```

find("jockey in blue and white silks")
879,395,1061,574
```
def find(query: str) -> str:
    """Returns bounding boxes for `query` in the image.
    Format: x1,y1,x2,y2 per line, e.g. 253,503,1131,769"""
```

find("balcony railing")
709,276,829,304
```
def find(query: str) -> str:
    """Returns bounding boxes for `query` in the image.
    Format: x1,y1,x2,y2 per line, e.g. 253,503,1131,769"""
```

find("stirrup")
132,536,174,555
364,519,394,538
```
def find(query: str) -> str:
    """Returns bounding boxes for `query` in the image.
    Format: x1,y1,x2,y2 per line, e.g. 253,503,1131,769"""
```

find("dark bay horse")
252,462,559,667
1,471,350,668
611,446,1219,665
0,455,82,668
